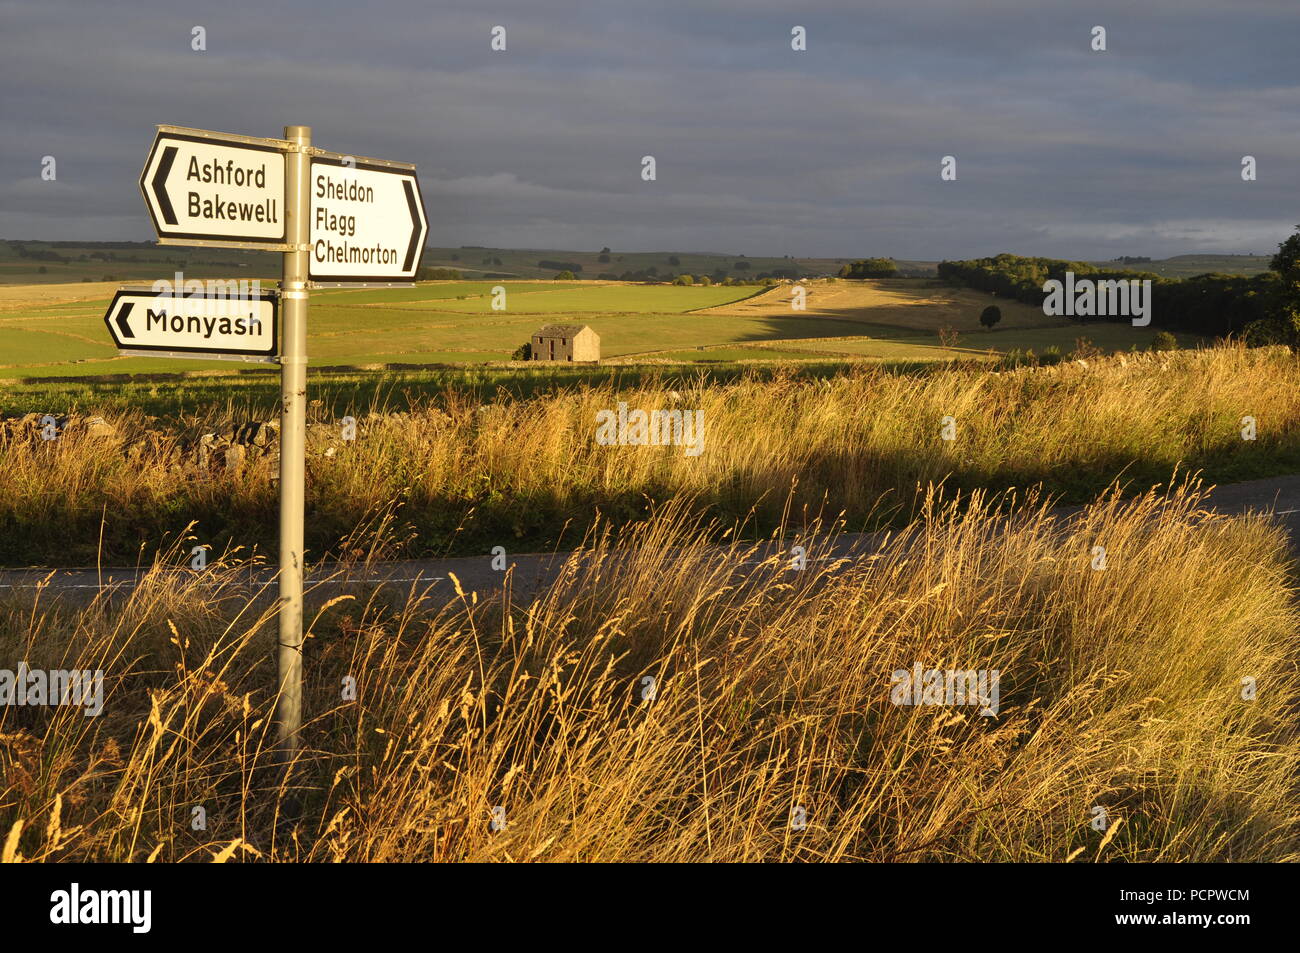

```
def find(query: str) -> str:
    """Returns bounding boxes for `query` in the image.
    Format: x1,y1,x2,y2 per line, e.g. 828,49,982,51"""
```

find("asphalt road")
4,474,1300,606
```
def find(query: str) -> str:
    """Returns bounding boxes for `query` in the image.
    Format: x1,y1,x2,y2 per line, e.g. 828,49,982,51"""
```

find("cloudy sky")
2,0,1297,260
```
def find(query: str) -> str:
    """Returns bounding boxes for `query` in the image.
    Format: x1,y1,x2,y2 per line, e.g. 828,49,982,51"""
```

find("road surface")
4,474,1300,606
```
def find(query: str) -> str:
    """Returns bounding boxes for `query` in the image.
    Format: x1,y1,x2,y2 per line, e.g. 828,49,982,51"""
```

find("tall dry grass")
2,481,1297,862
2,344,1297,565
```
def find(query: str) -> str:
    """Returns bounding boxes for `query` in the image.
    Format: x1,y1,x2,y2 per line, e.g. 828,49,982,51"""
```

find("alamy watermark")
152,271,263,298
890,663,1000,716
595,401,704,457
1042,271,1151,327
1,663,104,716
50,883,150,933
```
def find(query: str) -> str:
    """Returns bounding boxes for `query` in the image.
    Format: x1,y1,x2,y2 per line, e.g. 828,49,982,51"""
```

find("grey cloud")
2,0,1297,259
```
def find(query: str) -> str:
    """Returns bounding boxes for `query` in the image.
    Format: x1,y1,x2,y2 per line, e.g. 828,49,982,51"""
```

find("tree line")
936,251,1290,341
839,258,897,278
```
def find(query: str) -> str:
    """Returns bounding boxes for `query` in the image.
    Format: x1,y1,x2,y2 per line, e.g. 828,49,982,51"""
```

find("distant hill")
418,247,938,281
0,239,1275,285
0,239,933,285
0,239,279,285
1086,254,1274,278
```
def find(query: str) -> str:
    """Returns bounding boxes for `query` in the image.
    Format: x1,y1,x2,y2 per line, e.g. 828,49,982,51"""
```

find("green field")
0,275,1196,382
0,281,775,377
316,282,761,313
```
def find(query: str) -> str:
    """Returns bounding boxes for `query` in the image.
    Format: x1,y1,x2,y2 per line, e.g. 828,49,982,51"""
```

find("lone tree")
979,305,1002,330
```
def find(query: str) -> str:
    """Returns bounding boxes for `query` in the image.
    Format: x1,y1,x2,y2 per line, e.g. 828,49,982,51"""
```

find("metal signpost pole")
276,124,311,754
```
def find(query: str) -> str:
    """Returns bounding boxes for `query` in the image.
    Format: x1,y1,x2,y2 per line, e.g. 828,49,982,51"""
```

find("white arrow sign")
309,156,428,281
140,130,287,246
103,287,278,359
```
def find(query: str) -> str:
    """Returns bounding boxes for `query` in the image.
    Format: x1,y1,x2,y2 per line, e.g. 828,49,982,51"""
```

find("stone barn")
531,324,599,362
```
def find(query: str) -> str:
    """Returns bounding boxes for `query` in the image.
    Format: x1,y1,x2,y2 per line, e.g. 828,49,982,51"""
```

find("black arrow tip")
402,179,423,273
115,301,135,339
152,145,178,226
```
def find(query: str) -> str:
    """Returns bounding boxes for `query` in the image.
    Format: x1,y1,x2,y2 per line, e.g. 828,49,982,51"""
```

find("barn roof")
534,324,592,337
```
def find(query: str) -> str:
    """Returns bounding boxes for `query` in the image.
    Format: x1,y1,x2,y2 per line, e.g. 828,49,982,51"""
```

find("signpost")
309,154,427,281
125,123,427,754
102,286,278,360
140,128,290,248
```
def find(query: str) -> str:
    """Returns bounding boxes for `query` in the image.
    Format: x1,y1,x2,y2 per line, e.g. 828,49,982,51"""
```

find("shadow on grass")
4,435,1296,569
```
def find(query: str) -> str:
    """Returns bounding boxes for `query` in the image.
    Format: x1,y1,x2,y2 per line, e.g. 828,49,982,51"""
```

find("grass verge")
1,485,1296,861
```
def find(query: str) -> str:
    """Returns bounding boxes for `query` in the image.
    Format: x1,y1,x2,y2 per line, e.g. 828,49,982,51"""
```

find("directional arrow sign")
309,156,428,281
140,130,287,245
103,287,278,359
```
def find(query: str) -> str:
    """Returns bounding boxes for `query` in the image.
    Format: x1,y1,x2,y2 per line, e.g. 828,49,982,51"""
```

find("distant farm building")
531,324,599,362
